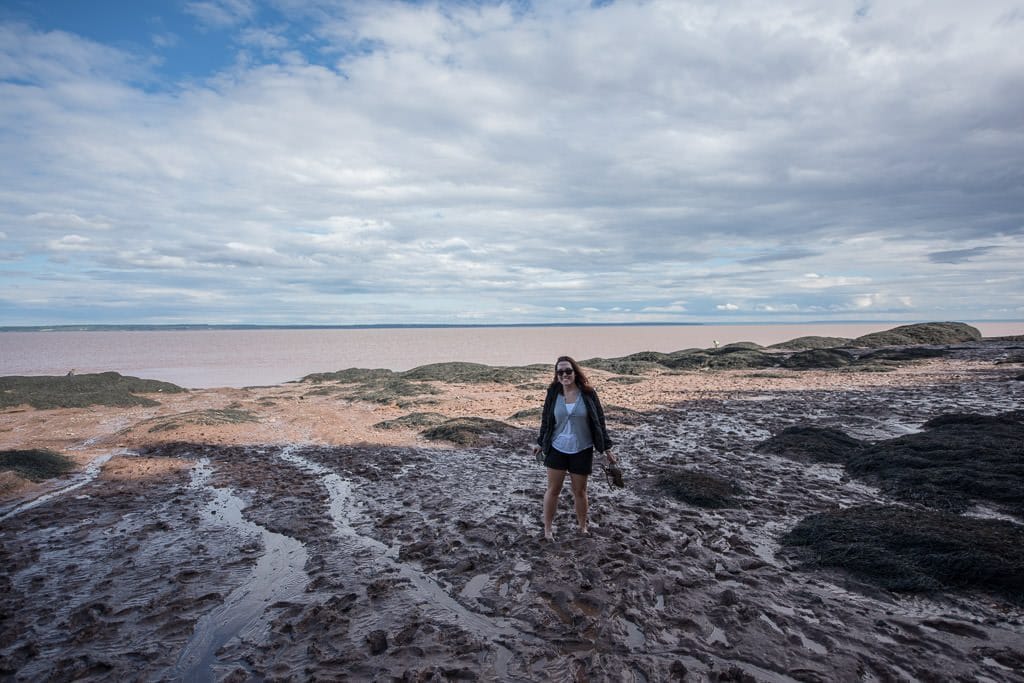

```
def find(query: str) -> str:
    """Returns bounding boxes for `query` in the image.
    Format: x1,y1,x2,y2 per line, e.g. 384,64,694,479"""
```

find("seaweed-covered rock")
509,407,542,421
400,362,544,384
0,449,76,481
852,322,981,347
856,347,949,362
847,411,1024,516
421,417,519,446
782,504,1024,602
769,336,852,351
762,413,1024,517
660,353,710,370
579,358,665,375
143,408,259,433
0,372,185,410
301,368,394,384
782,349,855,369
657,469,744,508
716,341,763,351
756,426,866,464
704,349,777,370
373,412,448,430
619,351,673,363
332,377,439,405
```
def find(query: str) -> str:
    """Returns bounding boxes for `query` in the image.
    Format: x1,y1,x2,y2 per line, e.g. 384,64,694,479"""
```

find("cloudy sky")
1,0,1022,326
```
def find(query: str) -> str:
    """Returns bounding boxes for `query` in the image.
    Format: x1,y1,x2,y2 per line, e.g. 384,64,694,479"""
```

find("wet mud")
1,341,1023,680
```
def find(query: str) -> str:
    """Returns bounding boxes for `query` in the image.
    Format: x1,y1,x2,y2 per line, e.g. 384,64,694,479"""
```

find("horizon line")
2,319,1016,333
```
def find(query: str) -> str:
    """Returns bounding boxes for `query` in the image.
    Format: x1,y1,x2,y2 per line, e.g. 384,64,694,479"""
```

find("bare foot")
544,527,554,541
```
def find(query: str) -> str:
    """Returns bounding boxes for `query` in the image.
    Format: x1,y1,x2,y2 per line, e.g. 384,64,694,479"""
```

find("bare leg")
570,473,589,534
543,468,567,540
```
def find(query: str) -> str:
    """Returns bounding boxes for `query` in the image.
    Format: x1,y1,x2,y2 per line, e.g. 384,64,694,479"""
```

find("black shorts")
544,446,594,475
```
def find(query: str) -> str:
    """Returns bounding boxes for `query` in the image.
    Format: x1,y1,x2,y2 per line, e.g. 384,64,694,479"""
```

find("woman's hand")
532,445,541,456
605,449,617,464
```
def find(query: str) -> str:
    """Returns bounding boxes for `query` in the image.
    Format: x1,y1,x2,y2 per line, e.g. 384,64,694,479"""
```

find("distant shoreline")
4,319,1020,333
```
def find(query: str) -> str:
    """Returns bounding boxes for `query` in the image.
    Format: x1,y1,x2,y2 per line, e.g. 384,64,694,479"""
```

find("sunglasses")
556,368,574,376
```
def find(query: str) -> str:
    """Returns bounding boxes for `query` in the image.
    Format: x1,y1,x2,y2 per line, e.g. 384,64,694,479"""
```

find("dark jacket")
536,384,614,455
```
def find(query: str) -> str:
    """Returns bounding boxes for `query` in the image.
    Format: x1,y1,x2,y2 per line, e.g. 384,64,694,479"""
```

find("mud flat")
2,327,1023,680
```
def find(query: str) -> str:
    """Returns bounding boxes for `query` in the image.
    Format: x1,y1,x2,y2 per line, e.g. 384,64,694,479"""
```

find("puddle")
460,573,491,600
167,459,309,681
618,616,647,649
0,450,120,522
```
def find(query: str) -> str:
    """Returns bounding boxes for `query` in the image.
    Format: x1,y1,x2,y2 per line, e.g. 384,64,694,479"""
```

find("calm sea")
1,322,1020,389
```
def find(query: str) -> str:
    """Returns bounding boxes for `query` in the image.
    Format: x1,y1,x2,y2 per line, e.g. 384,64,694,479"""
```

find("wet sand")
2,343,1023,681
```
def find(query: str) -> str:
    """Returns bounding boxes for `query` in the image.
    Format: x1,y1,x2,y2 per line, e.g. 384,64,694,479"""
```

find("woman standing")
532,356,617,540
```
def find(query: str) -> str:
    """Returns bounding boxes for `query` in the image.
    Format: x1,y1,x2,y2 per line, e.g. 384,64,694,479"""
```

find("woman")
532,356,617,540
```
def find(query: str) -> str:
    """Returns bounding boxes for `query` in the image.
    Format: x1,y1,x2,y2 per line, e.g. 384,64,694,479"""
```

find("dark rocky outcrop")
0,449,76,480
373,412,448,430
400,362,546,384
856,347,949,362
421,417,521,446
759,411,1024,517
781,349,855,369
769,336,852,351
852,322,981,347
782,504,1024,603
0,372,185,410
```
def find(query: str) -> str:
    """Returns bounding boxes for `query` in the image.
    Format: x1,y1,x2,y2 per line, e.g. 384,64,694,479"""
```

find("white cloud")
1,2,1022,325
27,212,112,231
46,234,93,251
642,302,688,313
184,0,255,29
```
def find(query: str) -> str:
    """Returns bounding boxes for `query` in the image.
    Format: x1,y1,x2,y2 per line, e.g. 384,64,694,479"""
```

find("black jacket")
536,384,614,455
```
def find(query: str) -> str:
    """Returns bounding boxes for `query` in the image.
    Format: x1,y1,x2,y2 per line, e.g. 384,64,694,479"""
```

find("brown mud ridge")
2,333,1024,680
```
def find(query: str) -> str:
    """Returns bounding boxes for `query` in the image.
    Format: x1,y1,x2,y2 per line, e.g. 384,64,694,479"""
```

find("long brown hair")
549,355,594,393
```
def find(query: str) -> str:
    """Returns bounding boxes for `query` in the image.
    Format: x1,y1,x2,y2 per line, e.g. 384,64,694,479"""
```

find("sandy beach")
2,332,1023,681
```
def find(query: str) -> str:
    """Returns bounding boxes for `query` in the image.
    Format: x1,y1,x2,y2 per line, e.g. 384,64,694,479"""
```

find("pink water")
1,323,1020,389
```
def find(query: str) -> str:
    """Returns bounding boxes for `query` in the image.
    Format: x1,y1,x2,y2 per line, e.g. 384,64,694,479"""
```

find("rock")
852,322,981,347
366,629,388,655
769,336,853,351
719,589,739,606
782,349,855,369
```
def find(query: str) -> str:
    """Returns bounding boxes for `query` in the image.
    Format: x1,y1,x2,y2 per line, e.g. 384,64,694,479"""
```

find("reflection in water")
169,459,309,681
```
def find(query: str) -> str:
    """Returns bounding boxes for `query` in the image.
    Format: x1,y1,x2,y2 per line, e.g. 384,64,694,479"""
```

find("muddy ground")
1,341,1023,681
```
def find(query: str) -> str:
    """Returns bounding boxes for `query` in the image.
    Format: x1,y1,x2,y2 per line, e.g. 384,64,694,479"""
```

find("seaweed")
852,322,981,347
769,336,852,351
756,426,866,464
848,411,1024,516
781,349,855,369
343,378,442,405
758,412,1024,517
782,504,1024,603
301,368,394,384
856,347,948,362
373,412,448,430
0,449,76,481
579,358,666,375
143,408,259,433
509,407,543,421
421,417,519,446
657,469,744,508
400,362,545,384
0,372,185,410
